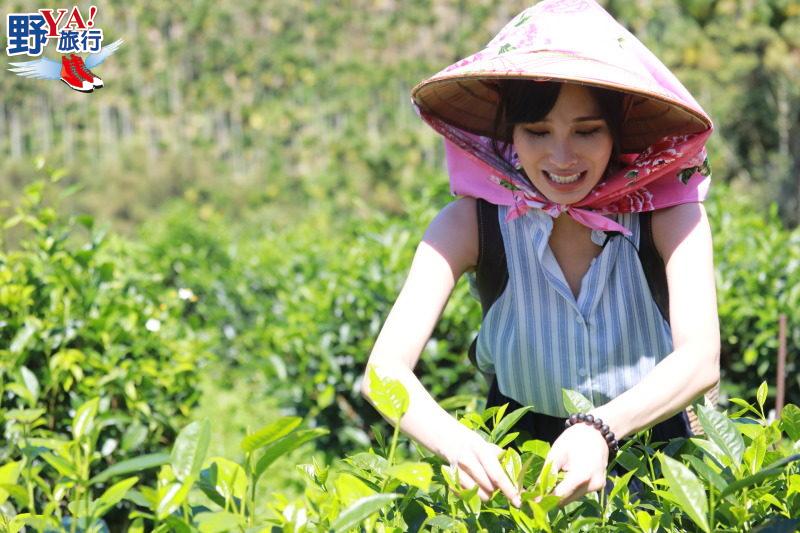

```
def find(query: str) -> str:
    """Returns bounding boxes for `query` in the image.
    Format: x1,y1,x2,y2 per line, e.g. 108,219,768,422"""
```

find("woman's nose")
549,140,578,169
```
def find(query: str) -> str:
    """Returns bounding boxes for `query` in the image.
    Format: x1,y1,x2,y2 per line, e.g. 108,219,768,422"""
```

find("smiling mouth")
543,170,586,185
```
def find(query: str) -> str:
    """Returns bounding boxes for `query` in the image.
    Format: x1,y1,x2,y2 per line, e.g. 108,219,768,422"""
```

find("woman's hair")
490,80,626,173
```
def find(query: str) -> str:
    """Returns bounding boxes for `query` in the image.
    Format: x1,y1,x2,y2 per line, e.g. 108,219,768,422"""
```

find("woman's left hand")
546,423,609,506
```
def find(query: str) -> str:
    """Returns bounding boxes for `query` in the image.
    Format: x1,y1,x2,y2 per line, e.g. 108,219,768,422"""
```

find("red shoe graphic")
60,55,93,92
71,54,104,89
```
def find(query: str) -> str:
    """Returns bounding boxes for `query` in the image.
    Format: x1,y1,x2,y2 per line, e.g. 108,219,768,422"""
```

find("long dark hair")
490,80,625,173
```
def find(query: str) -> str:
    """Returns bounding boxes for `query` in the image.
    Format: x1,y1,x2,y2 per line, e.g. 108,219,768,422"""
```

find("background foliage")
1,0,799,224
1,0,799,529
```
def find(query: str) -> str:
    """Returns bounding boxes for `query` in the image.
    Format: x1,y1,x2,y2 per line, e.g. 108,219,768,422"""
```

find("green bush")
137,183,484,454
0,179,210,525
706,184,800,406
3,375,797,532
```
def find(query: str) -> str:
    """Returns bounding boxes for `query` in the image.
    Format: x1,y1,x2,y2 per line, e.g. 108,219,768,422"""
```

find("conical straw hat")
411,0,711,153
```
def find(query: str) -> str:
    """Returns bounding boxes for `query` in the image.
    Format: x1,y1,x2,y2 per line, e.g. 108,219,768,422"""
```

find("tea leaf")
161,516,194,533
253,428,328,485
121,422,148,452
491,405,535,444
780,404,800,441
720,453,800,497
729,398,761,418
424,515,467,532
735,419,764,441
196,463,226,508
744,432,767,473
91,476,138,518
204,457,247,501
534,500,555,531
346,452,388,477
680,455,729,495
519,439,550,458
516,454,535,491
19,366,39,404
90,453,170,484
9,321,36,355
756,382,768,411
658,454,709,532
387,461,433,492
562,389,594,414
535,458,558,496
496,431,520,449
156,478,195,520
690,437,726,467
696,406,744,467
4,408,45,424
607,468,636,504
367,366,409,424
41,453,79,480
0,461,22,505
636,510,653,532
331,493,400,533
240,416,302,453
788,473,800,497
72,397,100,440
170,419,211,482
335,472,376,507
195,511,246,533
500,448,522,487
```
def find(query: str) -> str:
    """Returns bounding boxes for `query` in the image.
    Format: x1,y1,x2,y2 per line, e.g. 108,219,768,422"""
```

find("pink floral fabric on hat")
411,0,713,235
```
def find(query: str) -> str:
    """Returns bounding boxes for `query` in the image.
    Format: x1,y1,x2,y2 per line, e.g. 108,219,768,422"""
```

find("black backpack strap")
468,199,509,375
638,211,670,325
475,199,509,317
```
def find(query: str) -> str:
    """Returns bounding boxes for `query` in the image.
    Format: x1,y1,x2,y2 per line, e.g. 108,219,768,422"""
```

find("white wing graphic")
8,57,61,80
85,39,124,69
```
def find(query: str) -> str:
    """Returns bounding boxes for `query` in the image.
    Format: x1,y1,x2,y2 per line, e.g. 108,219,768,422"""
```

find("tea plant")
0,178,209,528
1,370,797,530
267,371,800,532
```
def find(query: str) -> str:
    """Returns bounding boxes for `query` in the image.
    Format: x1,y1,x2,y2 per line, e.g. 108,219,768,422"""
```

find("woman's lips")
542,170,587,189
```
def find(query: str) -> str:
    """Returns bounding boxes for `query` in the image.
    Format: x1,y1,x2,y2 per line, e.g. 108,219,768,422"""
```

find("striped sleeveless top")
469,206,673,418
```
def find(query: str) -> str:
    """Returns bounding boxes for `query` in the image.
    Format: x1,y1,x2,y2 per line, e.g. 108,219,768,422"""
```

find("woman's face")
512,84,614,205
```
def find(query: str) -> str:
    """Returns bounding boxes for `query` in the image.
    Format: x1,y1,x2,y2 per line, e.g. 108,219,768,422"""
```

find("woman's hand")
547,423,609,506
443,427,522,508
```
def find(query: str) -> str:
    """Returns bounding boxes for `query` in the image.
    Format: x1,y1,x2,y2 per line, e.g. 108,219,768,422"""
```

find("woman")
362,0,720,509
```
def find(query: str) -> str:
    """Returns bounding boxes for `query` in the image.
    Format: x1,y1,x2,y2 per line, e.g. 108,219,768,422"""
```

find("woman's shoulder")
651,203,710,261
423,196,479,274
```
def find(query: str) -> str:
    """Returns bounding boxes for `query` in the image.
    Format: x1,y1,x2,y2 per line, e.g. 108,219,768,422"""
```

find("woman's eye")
525,129,548,137
576,127,602,136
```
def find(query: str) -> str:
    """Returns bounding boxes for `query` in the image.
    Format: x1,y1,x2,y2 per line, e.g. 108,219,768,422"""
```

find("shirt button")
576,315,584,325
578,367,587,377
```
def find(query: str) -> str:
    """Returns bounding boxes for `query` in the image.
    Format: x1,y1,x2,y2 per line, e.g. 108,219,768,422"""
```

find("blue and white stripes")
471,206,673,418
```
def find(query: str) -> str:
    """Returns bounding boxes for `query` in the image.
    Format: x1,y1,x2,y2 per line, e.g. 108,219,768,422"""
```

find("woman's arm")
590,201,720,438
361,196,521,507
550,202,720,505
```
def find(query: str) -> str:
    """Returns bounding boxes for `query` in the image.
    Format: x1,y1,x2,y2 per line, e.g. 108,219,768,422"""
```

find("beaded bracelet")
564,413,619,459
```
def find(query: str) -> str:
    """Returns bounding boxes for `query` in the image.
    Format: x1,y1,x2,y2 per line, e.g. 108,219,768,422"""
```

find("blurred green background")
1,0,799,502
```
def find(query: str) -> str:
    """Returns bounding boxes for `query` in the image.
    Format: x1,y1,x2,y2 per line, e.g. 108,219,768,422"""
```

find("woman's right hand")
361,198,523,505
442,427,522,507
